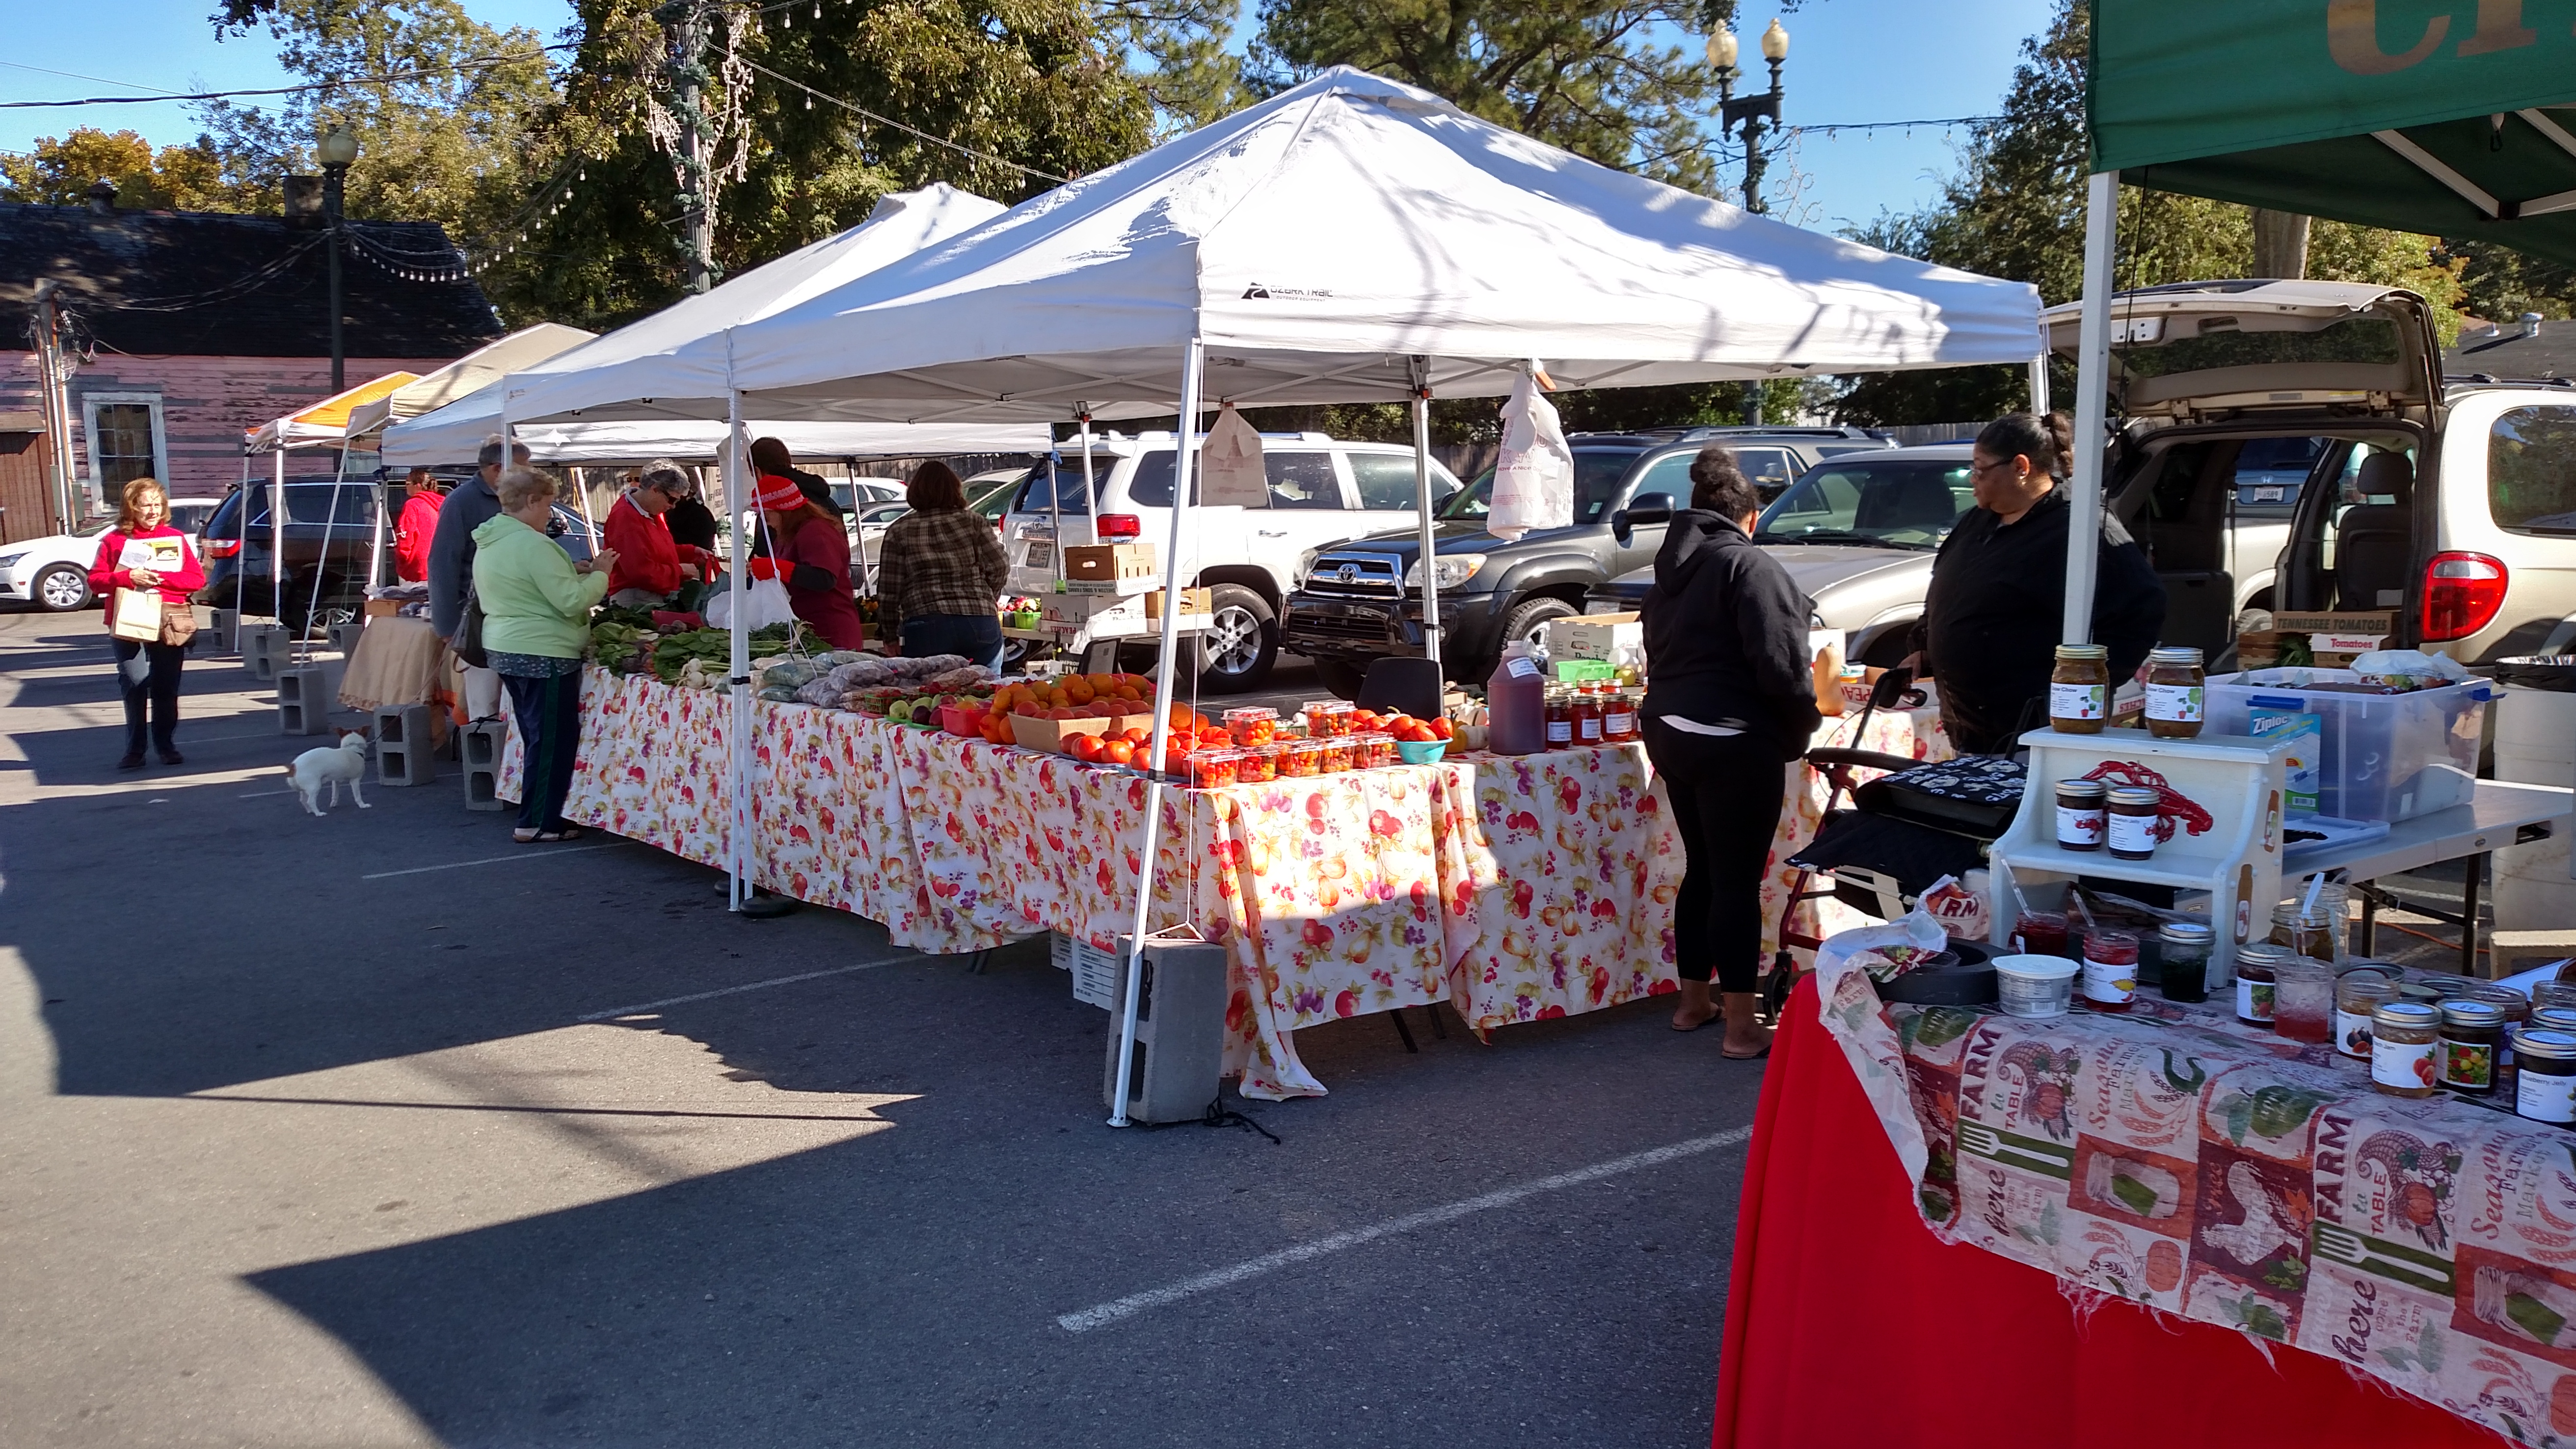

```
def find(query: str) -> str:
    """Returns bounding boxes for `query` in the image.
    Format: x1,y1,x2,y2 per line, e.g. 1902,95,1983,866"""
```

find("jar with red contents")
1353,733,1395,769
1236,743,1281,783
2080,930,2141,1012
1601,688,1641,743
1572,684,1604,747
1543,687,1575,750
2014,909,2072,958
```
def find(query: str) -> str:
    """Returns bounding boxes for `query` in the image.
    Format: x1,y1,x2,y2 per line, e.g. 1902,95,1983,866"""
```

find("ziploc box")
2206,668,2494,821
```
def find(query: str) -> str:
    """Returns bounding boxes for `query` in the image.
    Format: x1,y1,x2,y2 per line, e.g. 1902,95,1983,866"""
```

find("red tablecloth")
1713,976,2506,1449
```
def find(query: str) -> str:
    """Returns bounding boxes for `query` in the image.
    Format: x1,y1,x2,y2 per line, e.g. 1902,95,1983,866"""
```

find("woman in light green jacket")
471,467,618,843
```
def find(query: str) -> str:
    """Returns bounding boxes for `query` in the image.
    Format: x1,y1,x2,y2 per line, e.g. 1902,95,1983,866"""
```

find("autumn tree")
0,128,242,211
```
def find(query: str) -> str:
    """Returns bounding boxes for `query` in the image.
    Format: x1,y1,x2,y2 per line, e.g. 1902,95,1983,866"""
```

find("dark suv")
201,477,593,632
1282,428,1881,696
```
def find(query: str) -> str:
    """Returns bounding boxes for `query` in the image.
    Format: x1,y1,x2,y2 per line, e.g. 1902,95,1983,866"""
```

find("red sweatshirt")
602,492,710,598
393,492,442,583
87,526,205,610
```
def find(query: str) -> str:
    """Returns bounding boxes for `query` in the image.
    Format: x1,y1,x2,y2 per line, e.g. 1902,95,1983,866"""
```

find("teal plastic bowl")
1395,739,1448,766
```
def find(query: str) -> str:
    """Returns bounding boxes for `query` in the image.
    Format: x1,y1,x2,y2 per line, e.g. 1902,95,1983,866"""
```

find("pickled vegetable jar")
2143,646,2206,739
2048,644,2110,733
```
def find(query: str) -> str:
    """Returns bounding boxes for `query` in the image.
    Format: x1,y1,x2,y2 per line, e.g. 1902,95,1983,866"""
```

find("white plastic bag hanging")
1488,364,1572,541
1199,403,1268,508
707,577,797,632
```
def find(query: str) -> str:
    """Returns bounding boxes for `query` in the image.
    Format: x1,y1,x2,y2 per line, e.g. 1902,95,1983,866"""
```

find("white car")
0,518,116,611
1001,431,1463,689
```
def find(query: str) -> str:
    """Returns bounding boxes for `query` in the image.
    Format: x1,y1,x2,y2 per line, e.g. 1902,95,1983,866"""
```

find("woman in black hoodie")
1639,447,1822,1056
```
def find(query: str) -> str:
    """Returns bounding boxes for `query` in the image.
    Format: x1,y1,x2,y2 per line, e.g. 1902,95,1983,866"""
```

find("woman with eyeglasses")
1913,412,2165,754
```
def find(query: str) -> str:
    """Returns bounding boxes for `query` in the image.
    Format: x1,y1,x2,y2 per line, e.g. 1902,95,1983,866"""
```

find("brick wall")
0,351,459,510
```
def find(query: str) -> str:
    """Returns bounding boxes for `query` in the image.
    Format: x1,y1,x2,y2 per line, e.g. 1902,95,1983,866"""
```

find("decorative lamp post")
317,124,360,392
1713,20,1788,423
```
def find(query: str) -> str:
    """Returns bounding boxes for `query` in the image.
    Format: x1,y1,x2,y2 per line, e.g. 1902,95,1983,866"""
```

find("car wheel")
1500,595,1578,660
1313,658,1368,700
1197,585,1278,693
32,563,90,612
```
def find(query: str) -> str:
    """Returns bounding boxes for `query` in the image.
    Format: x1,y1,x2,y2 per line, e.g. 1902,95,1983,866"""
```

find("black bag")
1851,755,2026,840
454,582,490,669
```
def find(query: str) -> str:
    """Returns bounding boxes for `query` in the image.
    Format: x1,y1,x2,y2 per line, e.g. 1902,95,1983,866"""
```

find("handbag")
109,586,164,644
159,601,198,647
454,581,490,669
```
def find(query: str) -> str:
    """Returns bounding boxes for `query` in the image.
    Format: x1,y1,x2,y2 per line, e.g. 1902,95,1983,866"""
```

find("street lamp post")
317,125,359,393
1709,20,1789,424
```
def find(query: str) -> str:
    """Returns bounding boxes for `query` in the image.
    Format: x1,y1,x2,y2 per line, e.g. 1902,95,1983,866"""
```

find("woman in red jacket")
753,470,865,649
86,477,206,771
601,460,712,608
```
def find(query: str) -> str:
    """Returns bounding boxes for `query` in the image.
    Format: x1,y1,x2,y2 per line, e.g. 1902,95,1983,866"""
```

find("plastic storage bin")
2204,669,2495,822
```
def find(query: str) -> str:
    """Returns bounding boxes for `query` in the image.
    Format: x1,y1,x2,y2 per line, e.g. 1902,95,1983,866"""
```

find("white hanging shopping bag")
1198,403,1268,508
1487,363,1572,542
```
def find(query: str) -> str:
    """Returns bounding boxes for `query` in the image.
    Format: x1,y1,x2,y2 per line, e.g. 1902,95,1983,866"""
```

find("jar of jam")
2236,942,2291,1027
2013,909,2072,959
2055,779,2107,852
2143,645,2206,739
2106,786,2162,860
1602,688,1641,743
1237,743,1281,783
2440,999,2507,1095
2470,986,2530,1091
1572,685,1604,747
2334,975,2395,1059
2081,930,2140,1012
2049,644,2110,733
2371,1002,2442,1097
2535,1005,2576,1035
1224,706,1280,748
2157,921,2212,1002
2514,1028,2576,1125
1543,687,1574,750
2269,903,2337,965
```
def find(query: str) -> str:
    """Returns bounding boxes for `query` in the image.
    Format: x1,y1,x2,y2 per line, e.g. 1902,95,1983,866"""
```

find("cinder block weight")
240,624,287,681
374,703,435,785
1102,935,1231,1125
327,620,364,654
460,720,507,811
206,608,238,655
277,666,331,735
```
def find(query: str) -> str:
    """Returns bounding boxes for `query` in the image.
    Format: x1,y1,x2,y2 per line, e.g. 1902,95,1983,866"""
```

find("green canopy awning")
2092,0,2576,265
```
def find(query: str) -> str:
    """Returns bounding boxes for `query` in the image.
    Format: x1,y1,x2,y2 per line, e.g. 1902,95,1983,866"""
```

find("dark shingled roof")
0,201,503,359
2445,319,2576,382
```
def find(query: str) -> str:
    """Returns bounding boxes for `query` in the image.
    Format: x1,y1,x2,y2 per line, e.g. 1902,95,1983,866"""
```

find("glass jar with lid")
2156,921,2213,1003
2336,975,2395,1060
2270,903,2338,965
2534,1005,2576,1035
2106,787,2162,860
2143,646,2207,739
2469,986,2531,1090
1543,688,1574,750
1571,684,1604,747
2237,942,2294,1027
2515,1028,2576,1125
2049,644,2110,733
2372,1002,2442,1097
2055,779,2108,852
2535,981,2576,1011
1601,689,1641,744
2440,999,2509,1094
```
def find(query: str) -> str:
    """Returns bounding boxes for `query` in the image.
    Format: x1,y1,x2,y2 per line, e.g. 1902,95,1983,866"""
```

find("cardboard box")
1143,586,1213,621
1041,592,1144,629
363,598,402,618
1009,713,1112,754
1062,543,1159,595
2272,611,2396,636
1546,613,1642,662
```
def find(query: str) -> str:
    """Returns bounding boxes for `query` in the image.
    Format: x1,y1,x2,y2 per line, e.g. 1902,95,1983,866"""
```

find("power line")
0,43,575,110
737,57,1070,184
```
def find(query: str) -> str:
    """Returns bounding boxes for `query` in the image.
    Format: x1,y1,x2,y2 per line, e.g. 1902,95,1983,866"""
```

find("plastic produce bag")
1199,403,1268,508
1487,365,1572,542
705,577,798,632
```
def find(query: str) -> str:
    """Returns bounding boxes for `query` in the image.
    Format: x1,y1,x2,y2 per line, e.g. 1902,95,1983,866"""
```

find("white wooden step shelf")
1986,726,2293,988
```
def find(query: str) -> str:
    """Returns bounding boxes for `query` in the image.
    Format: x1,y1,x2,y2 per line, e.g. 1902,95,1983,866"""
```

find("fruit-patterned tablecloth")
502,671,1933,1099
1812,942,2576,1444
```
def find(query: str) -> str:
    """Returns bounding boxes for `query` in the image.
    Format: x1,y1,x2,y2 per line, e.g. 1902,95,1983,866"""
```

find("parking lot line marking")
1055,1124,1755,1334
362,844,616,880
577,956,911,1022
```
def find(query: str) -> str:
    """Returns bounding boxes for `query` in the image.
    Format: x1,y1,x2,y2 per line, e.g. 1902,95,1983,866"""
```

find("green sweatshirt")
470,511,607,659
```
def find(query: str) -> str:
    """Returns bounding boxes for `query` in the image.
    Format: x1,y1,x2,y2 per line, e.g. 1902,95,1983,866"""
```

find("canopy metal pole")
365,447,387,596
2063,170,2117,648
269,449,286,626
725,386,751,912
233,452,249,642
1110,339,1204,1129
1410,357,1441,667
2028,346,2051,418
304,439,351,656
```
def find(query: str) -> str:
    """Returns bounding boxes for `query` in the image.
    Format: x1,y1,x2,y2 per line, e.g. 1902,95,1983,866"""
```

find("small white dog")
285,730,372,816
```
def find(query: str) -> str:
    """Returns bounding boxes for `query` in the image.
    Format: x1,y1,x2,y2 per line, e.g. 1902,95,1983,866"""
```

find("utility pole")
28,279,79,531
658,0,719,294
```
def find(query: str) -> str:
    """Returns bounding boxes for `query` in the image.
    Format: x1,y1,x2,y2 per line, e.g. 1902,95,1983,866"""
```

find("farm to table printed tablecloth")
505,671,1941,1099
1812,941,2576,1444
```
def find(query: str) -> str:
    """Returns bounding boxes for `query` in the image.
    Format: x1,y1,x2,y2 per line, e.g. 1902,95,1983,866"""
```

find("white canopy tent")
345,323,597,440
242,371,419,642
380,396,1046,469
693,68,2043,1124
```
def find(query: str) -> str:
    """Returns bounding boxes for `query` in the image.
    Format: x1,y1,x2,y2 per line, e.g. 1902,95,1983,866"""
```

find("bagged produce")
1487,365,1572,542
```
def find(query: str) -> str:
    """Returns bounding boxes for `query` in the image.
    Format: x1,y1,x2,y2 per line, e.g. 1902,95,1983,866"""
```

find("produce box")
1063,543,1159,595
2237,611,2393,670
1041,592,1145,629
1547,613,1642,662
363,598,402,619
1143,586,1214,621
1009,713,1113,753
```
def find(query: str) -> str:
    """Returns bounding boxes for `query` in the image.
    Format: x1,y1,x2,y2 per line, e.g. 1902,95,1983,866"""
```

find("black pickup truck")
1281,427,1882,696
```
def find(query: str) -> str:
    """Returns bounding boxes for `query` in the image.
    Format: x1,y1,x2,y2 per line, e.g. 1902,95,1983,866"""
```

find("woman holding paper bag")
86,478,205,771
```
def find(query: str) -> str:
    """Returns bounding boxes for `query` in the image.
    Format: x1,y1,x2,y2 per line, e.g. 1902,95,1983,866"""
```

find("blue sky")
0,0,2054,236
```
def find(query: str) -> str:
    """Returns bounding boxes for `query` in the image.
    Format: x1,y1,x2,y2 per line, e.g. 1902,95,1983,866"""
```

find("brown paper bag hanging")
109,587,163,644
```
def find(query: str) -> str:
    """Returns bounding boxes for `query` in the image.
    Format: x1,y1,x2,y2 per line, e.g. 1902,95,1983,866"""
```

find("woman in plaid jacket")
875,461,1009,665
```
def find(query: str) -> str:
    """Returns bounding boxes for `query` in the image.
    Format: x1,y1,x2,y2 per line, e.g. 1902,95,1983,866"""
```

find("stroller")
1759,668,2023,1020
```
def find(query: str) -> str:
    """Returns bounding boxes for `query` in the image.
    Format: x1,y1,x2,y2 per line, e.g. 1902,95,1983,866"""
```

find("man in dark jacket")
1639,446,1823,1056
1917,414,2165,754
426,433,530,720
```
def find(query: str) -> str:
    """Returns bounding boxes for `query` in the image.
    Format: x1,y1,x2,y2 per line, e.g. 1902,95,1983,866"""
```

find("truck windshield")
1437,450,1642,524
1756,460,1970,550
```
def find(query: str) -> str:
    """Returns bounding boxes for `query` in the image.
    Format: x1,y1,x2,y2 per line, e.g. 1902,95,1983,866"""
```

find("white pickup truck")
1000,431,1463,690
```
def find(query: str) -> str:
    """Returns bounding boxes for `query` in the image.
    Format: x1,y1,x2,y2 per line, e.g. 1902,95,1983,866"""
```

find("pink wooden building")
0,182,501,543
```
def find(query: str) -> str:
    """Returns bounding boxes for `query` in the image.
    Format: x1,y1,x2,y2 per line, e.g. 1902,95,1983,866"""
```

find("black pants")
504,670,584,833
1643,718,1788,992
110,638,186,757
901,613,1004,668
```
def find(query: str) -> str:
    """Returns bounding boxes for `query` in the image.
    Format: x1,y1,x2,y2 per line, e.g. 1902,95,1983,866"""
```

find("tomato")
1429,717,1453,740
1103,738,1136,765
1069,734,1102,763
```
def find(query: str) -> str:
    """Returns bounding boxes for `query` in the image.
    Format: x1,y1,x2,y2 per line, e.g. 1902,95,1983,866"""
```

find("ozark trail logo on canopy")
1241,284,1333,300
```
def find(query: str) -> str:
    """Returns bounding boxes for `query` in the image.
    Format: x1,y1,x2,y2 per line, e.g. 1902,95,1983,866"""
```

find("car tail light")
1096,513,1143,539
2422,551,2507,641
206,537,242,559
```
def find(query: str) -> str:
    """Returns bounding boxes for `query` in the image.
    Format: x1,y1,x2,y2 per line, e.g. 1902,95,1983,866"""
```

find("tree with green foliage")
0,128,241,211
